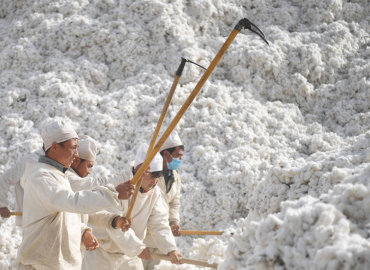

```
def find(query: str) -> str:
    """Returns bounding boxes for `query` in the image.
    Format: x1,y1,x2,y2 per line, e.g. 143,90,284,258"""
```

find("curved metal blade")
181,57,207,70
235,18,269,46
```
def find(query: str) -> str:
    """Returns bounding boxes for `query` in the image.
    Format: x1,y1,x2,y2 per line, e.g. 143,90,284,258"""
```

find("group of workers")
0,120,186,270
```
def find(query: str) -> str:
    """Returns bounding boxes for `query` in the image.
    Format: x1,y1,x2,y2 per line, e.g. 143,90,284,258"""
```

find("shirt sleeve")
0,154,36,208
147,194,177,255
28,172,120,214
68,171,131,192
168,172,181,223
106,228,146,257
88,211,119,230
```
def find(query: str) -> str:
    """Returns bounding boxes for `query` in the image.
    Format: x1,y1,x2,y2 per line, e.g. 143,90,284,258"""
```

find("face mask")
166,153,182,170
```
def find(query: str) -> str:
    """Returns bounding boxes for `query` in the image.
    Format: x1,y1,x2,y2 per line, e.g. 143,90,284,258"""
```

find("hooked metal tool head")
235,18,269,46
181,57,207,70
176,57,207,76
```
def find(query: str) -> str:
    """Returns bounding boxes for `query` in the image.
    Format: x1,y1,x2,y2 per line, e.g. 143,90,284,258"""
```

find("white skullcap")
41,120,78,151
135,143,163,172
78,135,98,161
160,131,183,152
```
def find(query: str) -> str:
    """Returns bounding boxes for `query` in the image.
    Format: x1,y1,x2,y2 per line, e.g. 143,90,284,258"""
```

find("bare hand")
168,250,184,264
82,230,99,251
170,221,181,237
138,247,151,261
114,217,132,231
115,180,135,200
0,207,11,218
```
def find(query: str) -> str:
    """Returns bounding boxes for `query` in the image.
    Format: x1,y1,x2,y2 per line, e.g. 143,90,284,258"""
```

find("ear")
50,142,59,153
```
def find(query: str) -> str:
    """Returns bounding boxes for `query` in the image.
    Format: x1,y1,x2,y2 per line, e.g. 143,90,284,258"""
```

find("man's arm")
169,173,181,236
106,228,146,257
0,154,38,217
88,211,132,231
31,174,121,214
68,171,132,192
147,194,178,255
168,172,181,224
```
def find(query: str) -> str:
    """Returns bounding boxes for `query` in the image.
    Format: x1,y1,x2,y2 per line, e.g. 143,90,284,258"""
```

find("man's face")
135,164,159,191
163,146,184,169
56,138,79,168
141,171,159,191
72,158,94,178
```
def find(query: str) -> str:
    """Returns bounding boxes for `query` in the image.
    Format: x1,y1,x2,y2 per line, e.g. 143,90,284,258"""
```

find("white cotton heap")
0,0,370,269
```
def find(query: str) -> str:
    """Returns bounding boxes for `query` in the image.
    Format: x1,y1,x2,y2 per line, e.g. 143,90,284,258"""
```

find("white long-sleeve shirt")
144,169,181,248
18,160,121,270
0,148,127,226
82,168,177,270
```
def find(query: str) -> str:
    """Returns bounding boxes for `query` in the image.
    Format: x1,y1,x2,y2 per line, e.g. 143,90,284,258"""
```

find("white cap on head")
135,143,163,172
160,131,183,152
41,120,78,151
78,135,99,161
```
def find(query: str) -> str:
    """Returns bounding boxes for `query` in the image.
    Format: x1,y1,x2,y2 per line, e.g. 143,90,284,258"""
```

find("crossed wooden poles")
10,18,268,268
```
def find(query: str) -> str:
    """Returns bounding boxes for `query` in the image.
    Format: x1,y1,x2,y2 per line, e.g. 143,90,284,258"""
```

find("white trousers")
82,247,143,270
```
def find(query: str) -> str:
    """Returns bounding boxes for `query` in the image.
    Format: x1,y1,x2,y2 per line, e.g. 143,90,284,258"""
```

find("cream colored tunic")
143,170,181,249
18,162,121,270
82,169,177,270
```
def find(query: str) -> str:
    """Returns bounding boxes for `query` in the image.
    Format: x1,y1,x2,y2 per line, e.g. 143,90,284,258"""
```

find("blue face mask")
166,153,182,170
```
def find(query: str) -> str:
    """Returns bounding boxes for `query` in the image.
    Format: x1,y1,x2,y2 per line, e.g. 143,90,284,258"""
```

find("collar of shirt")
38,156,68,173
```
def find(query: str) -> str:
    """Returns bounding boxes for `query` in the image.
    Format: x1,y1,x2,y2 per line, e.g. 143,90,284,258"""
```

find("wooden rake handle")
127,28,241,192
126,59,187,219
150,253,218,268
147,230,223,235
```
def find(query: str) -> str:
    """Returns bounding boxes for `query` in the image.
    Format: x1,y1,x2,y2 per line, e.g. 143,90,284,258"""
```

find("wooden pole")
126,18,268,219
147,230,223,235
126,59,186,219
10,212,22,216
129,28,240,190
150,253,218,268
177,230,223,235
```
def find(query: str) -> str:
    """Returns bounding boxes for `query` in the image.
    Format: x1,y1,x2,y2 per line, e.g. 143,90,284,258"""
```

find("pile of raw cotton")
1,0,370,269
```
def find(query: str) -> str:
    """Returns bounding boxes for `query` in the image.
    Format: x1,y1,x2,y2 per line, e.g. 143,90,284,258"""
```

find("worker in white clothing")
82,143,184,270
0,136,134,226
17,120,133,270
66,135,133,252
142,131,184,270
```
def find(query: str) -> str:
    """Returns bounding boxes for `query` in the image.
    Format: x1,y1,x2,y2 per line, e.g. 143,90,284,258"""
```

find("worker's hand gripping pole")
126,58,205,219
126,18,268,220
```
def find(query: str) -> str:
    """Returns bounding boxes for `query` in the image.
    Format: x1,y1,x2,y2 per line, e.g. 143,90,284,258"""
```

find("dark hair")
160,145,184,156
151,170,164,179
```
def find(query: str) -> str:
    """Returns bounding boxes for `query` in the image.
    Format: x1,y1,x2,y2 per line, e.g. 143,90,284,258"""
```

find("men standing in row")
142,131,185,270
17,120,133,270
0,132,134,225
82,143,184,270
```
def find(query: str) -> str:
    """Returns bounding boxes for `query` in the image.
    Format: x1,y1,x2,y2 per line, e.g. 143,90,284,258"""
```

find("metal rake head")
235,18,269,46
